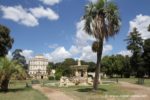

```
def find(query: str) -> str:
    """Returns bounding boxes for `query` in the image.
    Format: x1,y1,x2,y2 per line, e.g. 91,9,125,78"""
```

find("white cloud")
75,20,95,47
0,5,59,27
118,50,132,57
129,14,150,39
44,47,71,63
79,44,112,62
21,50,34,61
69,45,80,55
80,45,96,62
0,5,38,27
89,0,112,3
73,20,113,62
6,51,13,60
103,44,113,54
39,0,61,6
89,0,98,3
30,6,59,20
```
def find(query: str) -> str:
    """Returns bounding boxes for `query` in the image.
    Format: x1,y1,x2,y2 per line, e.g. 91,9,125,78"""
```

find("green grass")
103,78,150,87
0,80,48,100
45,82,132,100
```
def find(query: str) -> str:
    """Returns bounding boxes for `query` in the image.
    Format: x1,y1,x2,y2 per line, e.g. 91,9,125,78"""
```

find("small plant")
48,76,55,80
31,80,40,84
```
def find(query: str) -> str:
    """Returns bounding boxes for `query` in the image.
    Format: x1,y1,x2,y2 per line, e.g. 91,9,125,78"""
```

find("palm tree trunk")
1,78,9,92
93,40,103,90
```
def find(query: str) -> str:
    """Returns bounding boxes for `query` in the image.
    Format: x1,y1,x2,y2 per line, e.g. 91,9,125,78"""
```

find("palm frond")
105,2,121,38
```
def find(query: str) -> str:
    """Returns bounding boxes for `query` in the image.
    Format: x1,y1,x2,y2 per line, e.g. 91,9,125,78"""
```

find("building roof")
30,55,48,61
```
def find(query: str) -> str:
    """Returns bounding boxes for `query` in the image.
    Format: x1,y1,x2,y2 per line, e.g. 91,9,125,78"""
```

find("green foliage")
101,55,131,78
83,0,121,40
83,0,121,90
47,62,54,75
31,80,40,84
0,57,26,91
0,24,14,57
126,28,144,77
143,39,150,77
12,49,27,69
55,70,62,80
48,76,55,80
54,58,76,80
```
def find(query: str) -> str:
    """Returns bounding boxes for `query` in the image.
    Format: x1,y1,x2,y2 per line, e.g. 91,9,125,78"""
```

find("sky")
0,0,150,63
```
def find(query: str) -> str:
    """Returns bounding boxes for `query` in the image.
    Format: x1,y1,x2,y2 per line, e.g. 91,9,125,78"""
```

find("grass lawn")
103,78,150,87
45,82,132,100
0,80,48,100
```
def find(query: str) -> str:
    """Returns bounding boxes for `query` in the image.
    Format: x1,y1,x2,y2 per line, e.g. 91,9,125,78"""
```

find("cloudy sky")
0,0,150,63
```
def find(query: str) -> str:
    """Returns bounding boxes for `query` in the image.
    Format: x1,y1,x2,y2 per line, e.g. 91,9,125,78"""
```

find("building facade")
28,55,48,79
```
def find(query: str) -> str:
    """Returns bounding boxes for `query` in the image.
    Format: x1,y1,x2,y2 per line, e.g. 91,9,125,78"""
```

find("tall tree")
0,24,14,57
148,24,150,32
12,49,27,69
126,28,144,77
0,57,26,91
83,0,121,90
142,39,150,77
122,56,131,78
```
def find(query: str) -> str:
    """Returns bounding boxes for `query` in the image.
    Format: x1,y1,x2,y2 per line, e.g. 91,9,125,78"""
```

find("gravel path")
32,84,74,100
120,82,150,100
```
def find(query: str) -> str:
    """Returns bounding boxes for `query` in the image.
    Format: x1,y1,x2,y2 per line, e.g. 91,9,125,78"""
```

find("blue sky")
0,0,150,63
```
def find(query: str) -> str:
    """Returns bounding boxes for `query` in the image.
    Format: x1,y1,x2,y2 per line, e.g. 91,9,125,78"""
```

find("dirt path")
120,82,150,100
32,84,75,100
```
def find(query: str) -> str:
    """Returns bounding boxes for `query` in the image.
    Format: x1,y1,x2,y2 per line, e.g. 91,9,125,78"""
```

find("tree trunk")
1,79,9,92
93,40,103,90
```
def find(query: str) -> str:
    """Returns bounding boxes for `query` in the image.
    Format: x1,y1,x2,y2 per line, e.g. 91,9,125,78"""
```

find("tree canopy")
0,24,14,57
12,49,27,69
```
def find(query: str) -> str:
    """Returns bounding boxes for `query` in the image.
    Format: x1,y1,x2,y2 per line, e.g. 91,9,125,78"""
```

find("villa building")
28,55,48,79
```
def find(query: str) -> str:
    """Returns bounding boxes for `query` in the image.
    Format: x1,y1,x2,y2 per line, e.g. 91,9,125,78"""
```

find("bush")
55,72,62,80
31,80,40,84
48,76,55,80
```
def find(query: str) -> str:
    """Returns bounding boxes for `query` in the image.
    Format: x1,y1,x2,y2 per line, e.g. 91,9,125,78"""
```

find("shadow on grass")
76,88,107,93
0,87,32,93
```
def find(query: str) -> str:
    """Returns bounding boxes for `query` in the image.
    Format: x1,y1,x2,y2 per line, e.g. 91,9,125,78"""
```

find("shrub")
31,80,40,84
48,76,55,80
55,72,62,80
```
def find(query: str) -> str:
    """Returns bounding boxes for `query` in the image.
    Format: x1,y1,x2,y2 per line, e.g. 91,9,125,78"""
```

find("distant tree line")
101,27,150,78
47,58,96,80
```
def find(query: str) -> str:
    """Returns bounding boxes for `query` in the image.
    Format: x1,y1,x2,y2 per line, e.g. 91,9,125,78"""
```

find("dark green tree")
87,62,96,72
122,56,131,78
0,24,14,57
148,24,150,32
47,62,54,75
126,28,144,77
101,55,127,78
12,49,27,69
142,39,150,77
83,0,121,90
55,58,76,80
101,56,114,77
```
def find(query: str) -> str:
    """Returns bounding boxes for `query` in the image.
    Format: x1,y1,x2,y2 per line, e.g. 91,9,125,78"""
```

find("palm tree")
0,57,26,92
83,0,121,90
